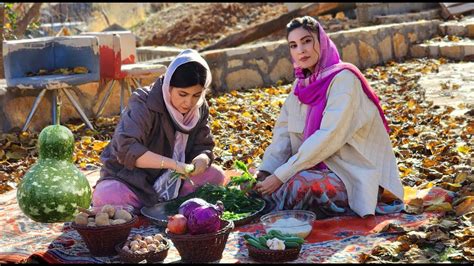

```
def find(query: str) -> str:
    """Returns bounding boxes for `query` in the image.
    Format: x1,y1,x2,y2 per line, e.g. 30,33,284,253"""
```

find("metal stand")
51,89,58,125
95,77,143,117
95,79,117,118
62,87,95,130
22,87,95,132
22,89,47,132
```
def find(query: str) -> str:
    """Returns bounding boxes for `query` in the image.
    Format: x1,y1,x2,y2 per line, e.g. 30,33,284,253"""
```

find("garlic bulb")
266,237,285,250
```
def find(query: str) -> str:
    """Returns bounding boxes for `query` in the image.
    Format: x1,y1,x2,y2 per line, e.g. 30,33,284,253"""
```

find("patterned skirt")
263,169,404,218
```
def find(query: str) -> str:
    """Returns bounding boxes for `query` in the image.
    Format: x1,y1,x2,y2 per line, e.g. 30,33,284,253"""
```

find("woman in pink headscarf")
253,16,404,218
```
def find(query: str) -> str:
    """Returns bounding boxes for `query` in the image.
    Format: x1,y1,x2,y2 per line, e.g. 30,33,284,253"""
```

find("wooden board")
440,2,474,19
199,3,355,52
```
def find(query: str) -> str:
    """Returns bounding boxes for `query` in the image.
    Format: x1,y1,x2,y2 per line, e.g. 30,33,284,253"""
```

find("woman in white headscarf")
93,49,228,209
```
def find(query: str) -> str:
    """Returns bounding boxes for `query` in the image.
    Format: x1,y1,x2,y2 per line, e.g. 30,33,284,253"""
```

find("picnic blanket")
0,170,448,263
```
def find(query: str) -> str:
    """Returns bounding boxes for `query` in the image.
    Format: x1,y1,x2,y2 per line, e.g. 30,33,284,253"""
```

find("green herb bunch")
227,160,257,189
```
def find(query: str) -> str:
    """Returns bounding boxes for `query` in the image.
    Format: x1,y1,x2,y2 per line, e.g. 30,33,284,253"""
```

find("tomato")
167,214,188,234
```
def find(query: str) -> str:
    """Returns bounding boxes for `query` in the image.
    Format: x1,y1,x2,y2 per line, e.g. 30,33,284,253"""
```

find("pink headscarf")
292,17,390,170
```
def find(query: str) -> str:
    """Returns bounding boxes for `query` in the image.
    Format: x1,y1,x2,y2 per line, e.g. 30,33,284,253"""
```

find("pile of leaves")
25,66,89,77
0,58,472,262
358,58,473,263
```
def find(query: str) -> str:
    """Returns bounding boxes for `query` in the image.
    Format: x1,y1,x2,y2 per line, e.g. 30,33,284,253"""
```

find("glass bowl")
260,210,316,239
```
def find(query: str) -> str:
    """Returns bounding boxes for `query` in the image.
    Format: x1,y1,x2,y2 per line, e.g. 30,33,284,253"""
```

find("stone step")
439,16,474,37
410,37,474,60
374,8,441,25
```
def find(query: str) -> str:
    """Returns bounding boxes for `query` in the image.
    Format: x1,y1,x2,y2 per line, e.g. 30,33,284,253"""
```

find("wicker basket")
71,215,138,256
246,243,301,262
115,238,170,263
166,219,234,263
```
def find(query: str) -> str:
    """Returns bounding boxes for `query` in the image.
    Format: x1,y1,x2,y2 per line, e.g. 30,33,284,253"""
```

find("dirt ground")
131,3,360,49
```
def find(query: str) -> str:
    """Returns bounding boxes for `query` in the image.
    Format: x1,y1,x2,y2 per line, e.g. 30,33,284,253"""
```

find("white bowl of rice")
260,210,315,239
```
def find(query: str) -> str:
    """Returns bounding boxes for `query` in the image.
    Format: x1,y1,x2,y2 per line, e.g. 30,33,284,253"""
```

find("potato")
100,204,116,218
144,236,154,244
114,209,132,221
87,222,96,227
137,247,148,254
138,240,147,248
132,234,142,241
111,219,126,225
148,243,157,252
153,233,164,241
74,213,88,225
130,243,140,251
95,212,110,226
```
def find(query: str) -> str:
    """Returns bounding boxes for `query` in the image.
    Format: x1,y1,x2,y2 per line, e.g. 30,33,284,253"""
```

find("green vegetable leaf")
170,170,195,187
235,160,249,173
227,160,256,187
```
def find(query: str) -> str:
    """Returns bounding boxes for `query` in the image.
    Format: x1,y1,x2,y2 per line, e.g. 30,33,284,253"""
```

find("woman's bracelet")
160,156,164,169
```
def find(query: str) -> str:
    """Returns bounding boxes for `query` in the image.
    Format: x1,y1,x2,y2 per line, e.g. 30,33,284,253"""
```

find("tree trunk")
199,3,356,52
0,3,4,79
13,3,43,38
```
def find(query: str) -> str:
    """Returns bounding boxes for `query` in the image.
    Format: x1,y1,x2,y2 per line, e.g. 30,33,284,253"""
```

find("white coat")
259,70,404,217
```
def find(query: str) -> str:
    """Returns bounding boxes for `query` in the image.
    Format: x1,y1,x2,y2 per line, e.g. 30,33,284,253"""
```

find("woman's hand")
256,170,271,181
190,154,210,176
242,170,271,194
174,161,194,176
254,174,283,196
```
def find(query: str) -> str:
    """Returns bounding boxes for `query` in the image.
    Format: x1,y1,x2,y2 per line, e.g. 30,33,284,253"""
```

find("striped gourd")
16,123,91,223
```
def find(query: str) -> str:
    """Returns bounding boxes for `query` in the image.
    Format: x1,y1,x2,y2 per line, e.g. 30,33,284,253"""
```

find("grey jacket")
97,77,214,206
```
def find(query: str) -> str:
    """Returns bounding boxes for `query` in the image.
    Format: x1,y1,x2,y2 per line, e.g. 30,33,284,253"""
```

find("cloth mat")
1,188,441,264
0,169,445,263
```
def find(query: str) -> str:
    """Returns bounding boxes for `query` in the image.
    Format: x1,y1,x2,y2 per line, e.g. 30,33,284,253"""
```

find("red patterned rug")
0,170,444,263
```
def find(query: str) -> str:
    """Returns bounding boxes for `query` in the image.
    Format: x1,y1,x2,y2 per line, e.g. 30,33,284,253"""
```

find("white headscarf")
153,49,212,201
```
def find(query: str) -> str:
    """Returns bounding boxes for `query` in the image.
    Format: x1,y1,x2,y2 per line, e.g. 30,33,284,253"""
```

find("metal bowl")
141,196,267,227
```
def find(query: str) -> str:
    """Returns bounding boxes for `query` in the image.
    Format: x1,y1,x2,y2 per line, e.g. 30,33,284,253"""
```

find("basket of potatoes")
71,204,137,256
115,233,170,263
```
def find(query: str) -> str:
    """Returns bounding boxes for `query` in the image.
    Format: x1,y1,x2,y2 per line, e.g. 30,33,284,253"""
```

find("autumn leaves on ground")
0,58,473,263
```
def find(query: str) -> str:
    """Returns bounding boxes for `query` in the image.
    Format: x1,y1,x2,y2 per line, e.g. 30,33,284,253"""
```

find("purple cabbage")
187,205,222,235
179,198,211,218
178,198,224,219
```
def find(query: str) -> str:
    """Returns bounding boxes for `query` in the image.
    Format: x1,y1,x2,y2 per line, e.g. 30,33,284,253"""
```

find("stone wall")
0,19,462,132
139,20,442,93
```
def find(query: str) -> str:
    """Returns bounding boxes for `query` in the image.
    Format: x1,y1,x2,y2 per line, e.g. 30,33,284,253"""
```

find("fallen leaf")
455,196,474,216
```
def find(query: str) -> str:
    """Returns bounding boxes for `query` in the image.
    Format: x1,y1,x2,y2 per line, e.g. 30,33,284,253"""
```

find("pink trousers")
92,164,229,210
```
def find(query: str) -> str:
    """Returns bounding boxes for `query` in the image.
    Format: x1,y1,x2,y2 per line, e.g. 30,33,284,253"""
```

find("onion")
167,214,187,234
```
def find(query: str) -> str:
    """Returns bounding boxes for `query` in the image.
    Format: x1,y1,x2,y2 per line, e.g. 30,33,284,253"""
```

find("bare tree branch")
100,7,110,27
13,3,43,37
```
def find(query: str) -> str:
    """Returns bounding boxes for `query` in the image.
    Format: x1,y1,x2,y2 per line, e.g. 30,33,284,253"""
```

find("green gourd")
16,100,92,223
